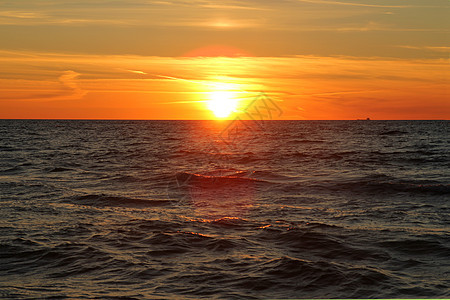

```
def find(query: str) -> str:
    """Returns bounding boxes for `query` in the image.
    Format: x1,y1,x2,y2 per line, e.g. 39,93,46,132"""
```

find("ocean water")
0,119,449,299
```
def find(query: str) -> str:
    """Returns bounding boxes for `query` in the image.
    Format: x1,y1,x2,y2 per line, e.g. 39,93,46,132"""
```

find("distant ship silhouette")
357,117,371,120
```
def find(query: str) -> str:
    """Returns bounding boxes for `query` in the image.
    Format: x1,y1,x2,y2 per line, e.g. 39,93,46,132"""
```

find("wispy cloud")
0,69,87,101
426,46,450,53
196,3,270,11
295,0,413,8
0,11,46,19
397,45,450,52
0,10,47,25
59,70,86,98
124,69,148,75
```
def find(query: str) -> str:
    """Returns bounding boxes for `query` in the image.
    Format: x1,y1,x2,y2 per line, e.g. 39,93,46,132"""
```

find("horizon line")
0,118,448,121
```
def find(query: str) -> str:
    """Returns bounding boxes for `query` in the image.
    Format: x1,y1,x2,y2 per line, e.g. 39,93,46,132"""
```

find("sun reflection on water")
172,170,257,220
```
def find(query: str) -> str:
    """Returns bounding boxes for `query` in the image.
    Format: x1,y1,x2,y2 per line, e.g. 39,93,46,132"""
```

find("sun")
207,90,239,118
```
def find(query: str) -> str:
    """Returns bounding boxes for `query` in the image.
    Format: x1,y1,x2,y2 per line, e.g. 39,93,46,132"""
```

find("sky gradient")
1,0,449,119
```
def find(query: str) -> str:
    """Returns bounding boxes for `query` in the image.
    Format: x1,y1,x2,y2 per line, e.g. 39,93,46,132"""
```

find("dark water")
0,119,449,299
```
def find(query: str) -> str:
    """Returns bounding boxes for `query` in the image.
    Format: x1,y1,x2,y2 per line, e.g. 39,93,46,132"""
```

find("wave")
0,165,24,174
291,139,326,144
257,226,391,262
308,175,450,196
379,130,408,135
173,171,269,187
65,194,172,208
230,255,395,298
0,145,17,152
46,167,74,173
166,170,270,205
1,239,114,278
105,174,145,183
144,231,241,255
379,238,450,257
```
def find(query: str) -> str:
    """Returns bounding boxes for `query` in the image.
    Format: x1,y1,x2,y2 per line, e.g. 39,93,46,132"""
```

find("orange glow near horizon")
184,45,252,58
0,50,448,120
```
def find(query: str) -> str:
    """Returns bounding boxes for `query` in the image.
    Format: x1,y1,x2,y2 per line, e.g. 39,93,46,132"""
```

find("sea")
0,119,449,299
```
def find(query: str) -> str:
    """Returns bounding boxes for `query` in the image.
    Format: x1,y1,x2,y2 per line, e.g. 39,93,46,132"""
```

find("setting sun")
207,90,239,118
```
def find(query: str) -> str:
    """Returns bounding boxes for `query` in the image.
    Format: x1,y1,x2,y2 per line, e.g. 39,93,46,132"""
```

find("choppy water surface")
0,120,449,299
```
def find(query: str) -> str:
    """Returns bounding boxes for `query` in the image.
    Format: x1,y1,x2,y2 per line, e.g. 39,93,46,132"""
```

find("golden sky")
0,0,449,119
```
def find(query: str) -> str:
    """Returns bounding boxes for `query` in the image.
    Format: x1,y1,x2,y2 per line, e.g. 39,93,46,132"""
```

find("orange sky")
0,1,449,119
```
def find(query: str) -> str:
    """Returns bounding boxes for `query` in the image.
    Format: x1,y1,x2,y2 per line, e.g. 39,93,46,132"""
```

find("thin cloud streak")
125,69,148,75
0,11,46,19
296,0,417,8
397,45,450,52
